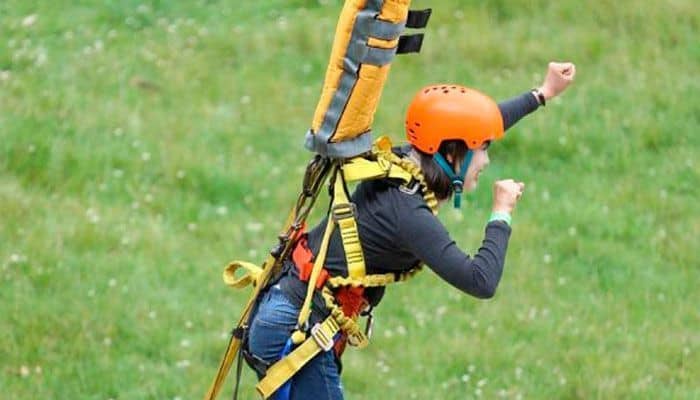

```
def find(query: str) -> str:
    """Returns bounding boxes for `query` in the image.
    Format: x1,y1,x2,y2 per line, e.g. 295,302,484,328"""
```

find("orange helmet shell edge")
405,85,504,154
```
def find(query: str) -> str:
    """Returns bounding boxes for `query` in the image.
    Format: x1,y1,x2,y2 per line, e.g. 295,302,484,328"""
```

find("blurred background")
1,1,698,398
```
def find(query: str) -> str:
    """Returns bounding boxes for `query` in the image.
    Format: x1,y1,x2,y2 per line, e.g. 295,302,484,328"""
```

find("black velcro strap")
396,34,424,54
406,9,432,29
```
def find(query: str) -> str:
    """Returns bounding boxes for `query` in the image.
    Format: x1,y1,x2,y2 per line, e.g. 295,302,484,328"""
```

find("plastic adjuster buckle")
331,203,357,221
310,323,335,352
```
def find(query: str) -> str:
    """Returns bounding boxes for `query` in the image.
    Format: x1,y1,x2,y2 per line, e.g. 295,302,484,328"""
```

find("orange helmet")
405,85,504,154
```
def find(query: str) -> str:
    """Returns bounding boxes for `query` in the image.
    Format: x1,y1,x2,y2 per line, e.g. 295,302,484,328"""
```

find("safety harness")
204,138,438,399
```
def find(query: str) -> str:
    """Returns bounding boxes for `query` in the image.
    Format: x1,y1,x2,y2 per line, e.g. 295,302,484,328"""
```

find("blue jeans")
248,285,344,400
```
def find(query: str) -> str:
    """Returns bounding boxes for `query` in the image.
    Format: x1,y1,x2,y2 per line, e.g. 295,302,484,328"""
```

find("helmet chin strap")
433,151,473,208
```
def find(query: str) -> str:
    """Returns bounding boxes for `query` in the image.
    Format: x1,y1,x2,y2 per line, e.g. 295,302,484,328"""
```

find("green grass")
1,1,699,399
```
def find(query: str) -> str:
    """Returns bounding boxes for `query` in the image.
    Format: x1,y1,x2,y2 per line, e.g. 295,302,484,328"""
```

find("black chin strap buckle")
452,180,464,208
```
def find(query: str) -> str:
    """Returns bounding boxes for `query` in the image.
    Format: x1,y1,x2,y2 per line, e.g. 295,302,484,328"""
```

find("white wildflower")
20,365,31,377
22,15,37,27
86,208,100,224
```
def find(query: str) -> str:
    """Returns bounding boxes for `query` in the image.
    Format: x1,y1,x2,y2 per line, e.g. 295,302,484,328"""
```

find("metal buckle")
399,181,420,195
364,312,374,339
310,323,335,352
331,202,356,221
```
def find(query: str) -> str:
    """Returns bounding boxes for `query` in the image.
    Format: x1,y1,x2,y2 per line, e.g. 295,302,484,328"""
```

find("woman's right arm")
398,203,511,298
397,180,524,298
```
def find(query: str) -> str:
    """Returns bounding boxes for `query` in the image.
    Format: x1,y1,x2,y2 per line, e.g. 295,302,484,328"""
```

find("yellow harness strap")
256,316,340,399
222,261,262,289
342,156,413,184
293,167,367,342
332,170,366,279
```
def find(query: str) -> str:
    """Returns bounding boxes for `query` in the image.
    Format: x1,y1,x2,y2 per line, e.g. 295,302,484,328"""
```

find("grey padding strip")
317,70,361,151
364,46,397,66
305,129,374,158
369,18,405,40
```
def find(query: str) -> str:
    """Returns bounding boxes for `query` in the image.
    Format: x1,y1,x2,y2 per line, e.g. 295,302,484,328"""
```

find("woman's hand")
492,179,525,214
538,62,576,100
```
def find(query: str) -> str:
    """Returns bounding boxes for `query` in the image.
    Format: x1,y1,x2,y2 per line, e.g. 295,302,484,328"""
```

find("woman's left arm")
499,61,576,130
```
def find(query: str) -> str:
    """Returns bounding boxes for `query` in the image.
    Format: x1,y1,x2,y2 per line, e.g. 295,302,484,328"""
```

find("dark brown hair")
415,140,469,201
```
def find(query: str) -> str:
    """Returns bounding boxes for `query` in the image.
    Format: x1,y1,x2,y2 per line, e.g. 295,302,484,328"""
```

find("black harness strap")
397,34,425,54
406,9,432,29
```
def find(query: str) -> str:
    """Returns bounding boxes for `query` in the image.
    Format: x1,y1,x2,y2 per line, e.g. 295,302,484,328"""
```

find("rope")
379,151,439,215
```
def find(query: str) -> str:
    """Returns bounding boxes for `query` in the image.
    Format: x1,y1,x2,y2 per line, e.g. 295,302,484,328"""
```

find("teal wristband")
489,211,512,226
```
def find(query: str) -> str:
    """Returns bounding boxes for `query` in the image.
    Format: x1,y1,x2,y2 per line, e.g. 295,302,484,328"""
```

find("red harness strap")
291,235,369,357
292,236,329,289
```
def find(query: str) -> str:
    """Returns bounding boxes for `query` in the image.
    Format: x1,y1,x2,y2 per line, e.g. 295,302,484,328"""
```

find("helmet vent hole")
443,90,449,94
409,128,415,134
460,89,466,93
424,89,430,94
441,86,447,90
414,122,421,127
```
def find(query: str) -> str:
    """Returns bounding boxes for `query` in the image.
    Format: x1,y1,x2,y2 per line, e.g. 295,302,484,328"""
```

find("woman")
246,62,576,399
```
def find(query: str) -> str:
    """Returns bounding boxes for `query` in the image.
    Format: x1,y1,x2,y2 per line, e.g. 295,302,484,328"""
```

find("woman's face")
461,146,490,192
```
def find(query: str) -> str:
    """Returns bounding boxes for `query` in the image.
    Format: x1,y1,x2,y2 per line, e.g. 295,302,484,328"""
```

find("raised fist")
539,61,576,100
492,179,525,214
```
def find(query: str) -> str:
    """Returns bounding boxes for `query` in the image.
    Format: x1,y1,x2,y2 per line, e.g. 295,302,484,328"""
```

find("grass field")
1,1,699,399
